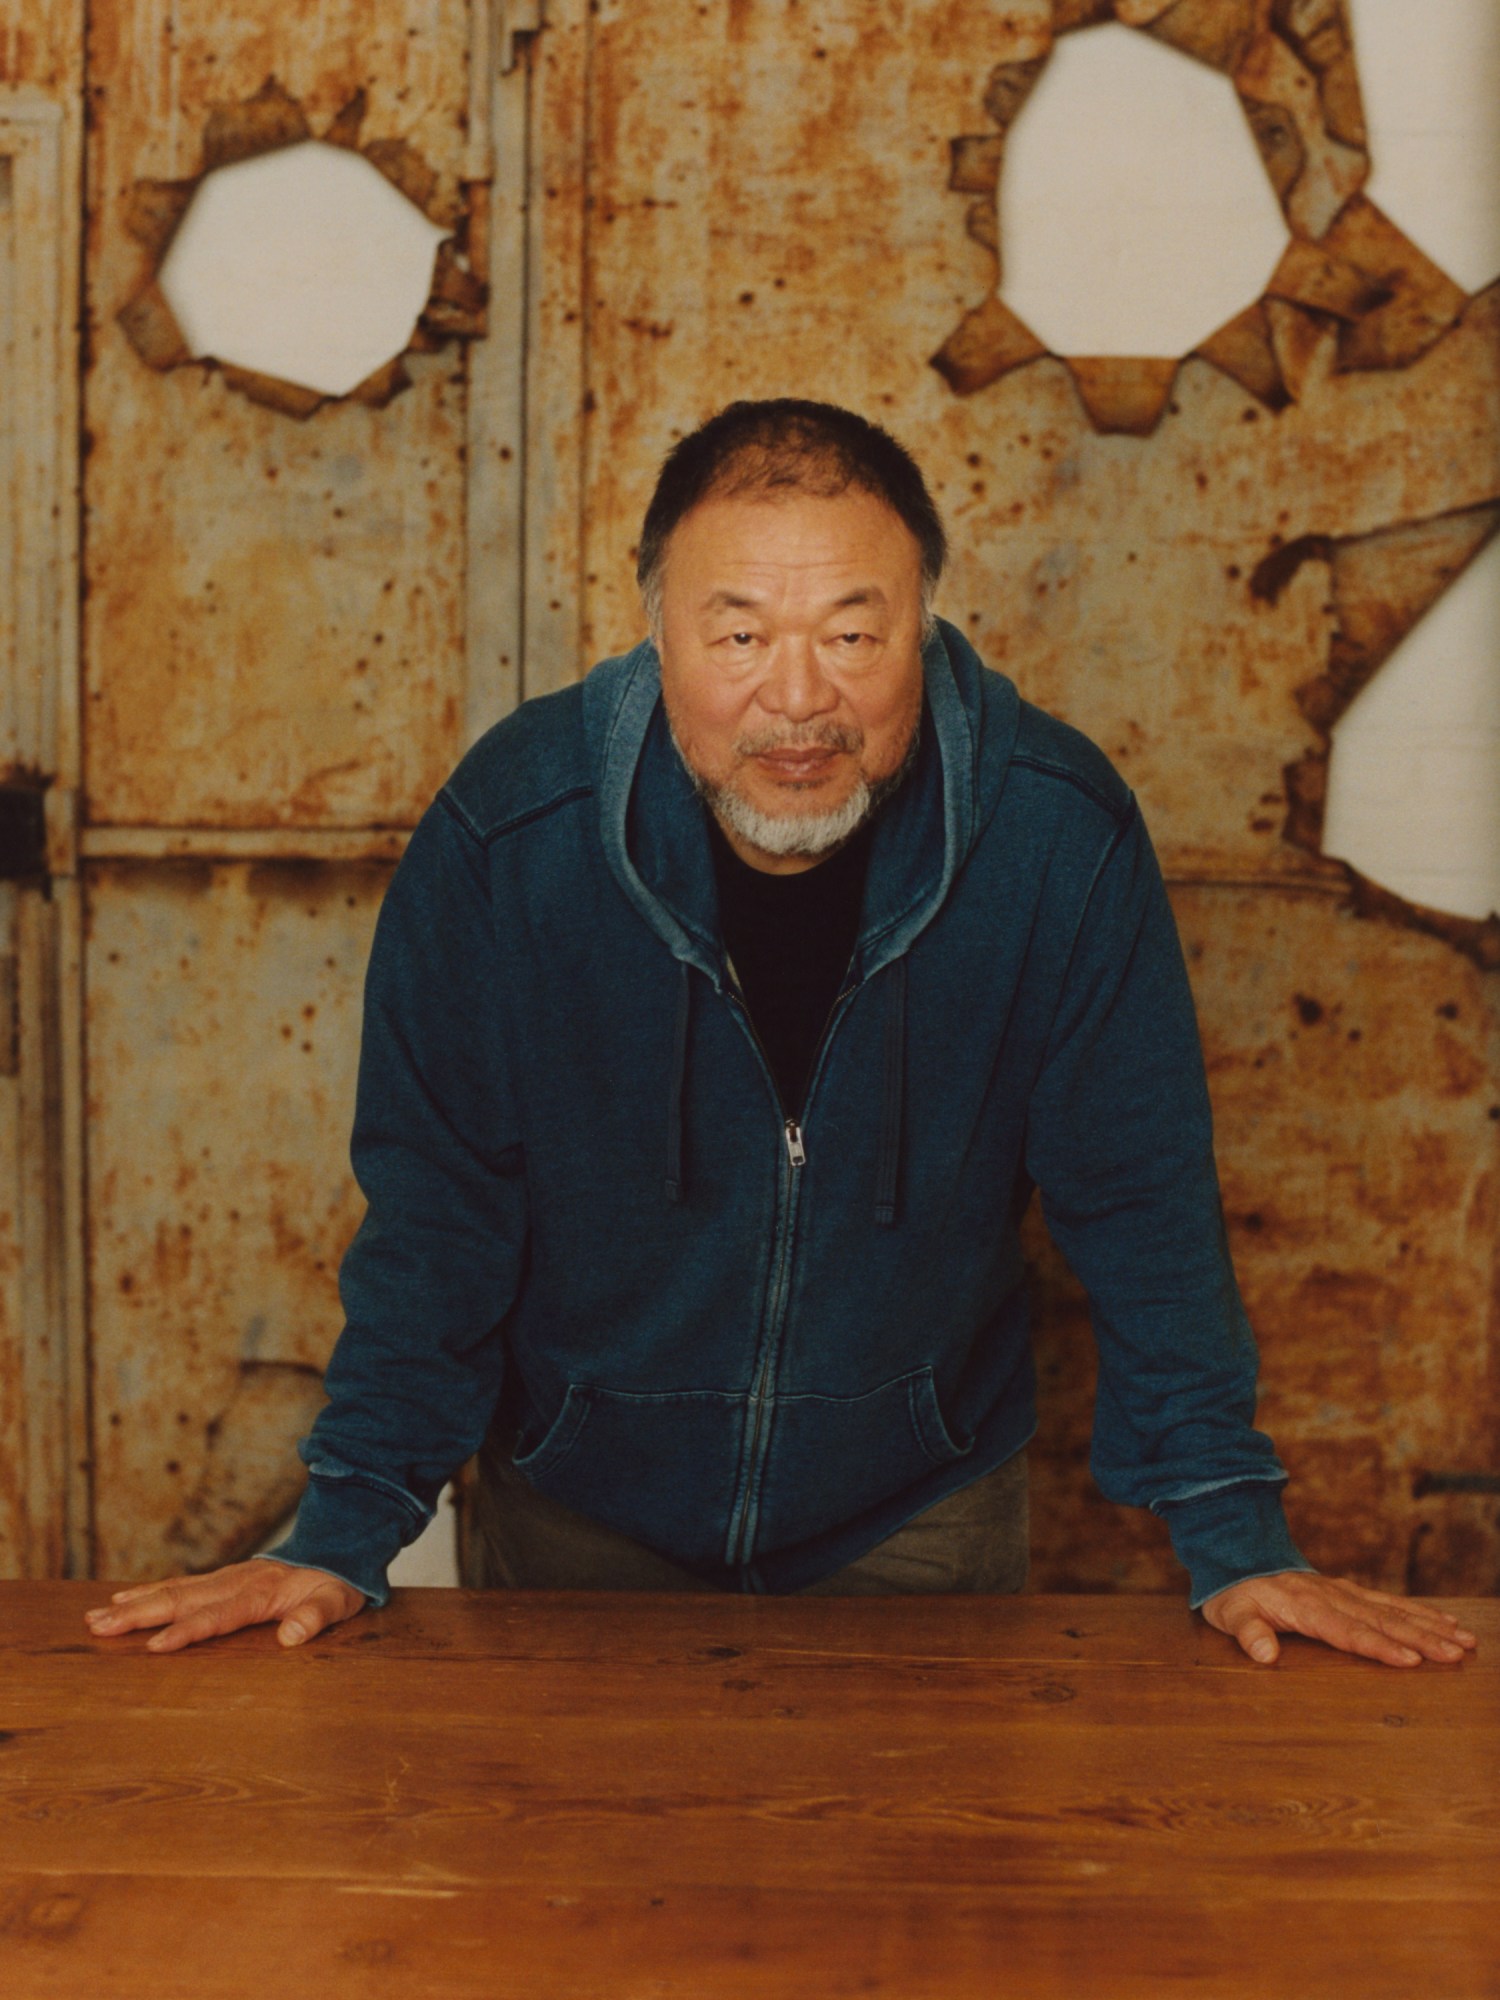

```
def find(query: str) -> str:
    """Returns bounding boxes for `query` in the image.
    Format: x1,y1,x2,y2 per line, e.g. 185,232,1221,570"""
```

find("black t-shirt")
707,812,873,1118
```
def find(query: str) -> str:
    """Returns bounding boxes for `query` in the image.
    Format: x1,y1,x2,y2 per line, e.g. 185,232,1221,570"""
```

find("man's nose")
757,637,840,721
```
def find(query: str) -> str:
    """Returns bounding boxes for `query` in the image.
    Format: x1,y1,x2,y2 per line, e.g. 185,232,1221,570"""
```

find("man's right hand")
84,1558,366,1653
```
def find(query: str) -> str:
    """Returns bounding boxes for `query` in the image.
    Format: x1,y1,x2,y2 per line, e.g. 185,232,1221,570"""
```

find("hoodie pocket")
513,1384,744,1570
754,1364,975,1552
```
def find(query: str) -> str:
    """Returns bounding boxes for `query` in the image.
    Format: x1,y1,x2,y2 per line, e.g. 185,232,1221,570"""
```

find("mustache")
733,722,864,758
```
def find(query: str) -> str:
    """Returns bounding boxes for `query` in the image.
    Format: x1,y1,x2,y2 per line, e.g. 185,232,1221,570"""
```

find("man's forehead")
700,581,892,612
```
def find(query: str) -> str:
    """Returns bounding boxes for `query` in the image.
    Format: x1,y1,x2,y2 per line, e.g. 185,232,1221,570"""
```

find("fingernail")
1399,1648,1420,1663
280,1624,304,1646
1252,1640,1276,1662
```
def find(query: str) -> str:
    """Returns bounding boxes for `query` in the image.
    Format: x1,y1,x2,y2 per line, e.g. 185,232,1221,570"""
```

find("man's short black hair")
636,398,947,629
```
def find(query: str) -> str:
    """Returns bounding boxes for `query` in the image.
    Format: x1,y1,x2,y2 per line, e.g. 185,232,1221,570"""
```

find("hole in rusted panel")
996,25,1290,360
1260,488,1500,967
927,6,1500,430
1322,528,1500,930
116,77,487,419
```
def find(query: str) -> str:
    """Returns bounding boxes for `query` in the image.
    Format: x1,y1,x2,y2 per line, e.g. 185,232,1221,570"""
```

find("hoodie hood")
582,616,1021,990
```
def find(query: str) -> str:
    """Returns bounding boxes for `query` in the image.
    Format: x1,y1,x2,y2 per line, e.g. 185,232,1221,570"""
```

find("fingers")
84,1561,365,1654
1312,1576,1480,1656
1229,1614,1281,1665
86,1573,270,1640
1204,1572,1478,1669
275,1579,364,1649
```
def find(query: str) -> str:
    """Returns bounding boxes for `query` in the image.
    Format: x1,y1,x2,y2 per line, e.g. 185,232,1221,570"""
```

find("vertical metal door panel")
86,860,385,1577
83,373,471,829
69,0,510,1577
1,24,88,1578
83,0,474,828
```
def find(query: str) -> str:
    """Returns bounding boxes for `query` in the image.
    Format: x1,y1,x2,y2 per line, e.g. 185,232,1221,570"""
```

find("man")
87,400,1475,1671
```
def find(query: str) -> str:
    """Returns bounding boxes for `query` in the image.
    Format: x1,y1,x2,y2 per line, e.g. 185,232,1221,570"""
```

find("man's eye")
727,631,755,647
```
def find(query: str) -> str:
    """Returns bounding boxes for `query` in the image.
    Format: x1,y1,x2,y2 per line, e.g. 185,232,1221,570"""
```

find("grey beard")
671,713,921,861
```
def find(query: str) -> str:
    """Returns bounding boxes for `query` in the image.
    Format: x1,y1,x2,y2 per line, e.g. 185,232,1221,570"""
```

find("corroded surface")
85,862,383,1576
118,78,486,415
84,0,474,828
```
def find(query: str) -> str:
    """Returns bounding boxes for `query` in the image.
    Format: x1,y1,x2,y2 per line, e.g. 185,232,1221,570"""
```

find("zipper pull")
784,1119,807,1168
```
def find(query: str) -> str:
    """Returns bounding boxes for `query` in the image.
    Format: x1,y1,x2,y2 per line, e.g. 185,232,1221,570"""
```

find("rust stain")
1235,15,1368,240
1054,0,1115,31
216,364,326,420
114,282,191,372
1145,0,1260,76
931,296,1047,398
121,177,197,261
1066,356,1181,436
200,74,310,172
115,75,487,420
1265,236,1392,323
1318,198,1470,373
87,861,384,1577
1193,301,1291,410
1270,0,1367,150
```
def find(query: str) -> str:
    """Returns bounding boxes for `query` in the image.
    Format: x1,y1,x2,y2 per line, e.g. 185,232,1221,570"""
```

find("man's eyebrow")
701,589,765,612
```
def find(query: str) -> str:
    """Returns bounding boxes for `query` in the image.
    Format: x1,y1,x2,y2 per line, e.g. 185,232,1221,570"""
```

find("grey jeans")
466,1426,1030,1596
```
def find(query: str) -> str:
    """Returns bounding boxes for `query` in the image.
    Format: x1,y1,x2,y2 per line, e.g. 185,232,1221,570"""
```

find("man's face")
655,486,927,874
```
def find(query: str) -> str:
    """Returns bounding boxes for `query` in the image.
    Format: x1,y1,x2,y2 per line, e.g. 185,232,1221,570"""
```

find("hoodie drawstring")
874,956,906,1228
665,959,691,1204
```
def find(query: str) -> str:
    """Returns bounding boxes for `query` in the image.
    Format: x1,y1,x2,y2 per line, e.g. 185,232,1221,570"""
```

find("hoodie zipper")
722,970,857,1572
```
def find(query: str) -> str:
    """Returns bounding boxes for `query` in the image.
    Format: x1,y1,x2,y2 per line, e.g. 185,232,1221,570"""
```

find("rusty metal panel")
1,9,88,1582
0,4,81,95
83,0,474,829
518,0,590,697
1029,884,1500,1594
86,861,383,1577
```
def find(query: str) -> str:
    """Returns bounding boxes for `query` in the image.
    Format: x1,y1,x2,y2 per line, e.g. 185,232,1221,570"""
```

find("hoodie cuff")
255,1471,420,1610
1157,1479,1318,1611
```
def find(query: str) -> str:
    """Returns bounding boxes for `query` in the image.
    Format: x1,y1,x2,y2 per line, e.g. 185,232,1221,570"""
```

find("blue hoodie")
261,621,1314,1611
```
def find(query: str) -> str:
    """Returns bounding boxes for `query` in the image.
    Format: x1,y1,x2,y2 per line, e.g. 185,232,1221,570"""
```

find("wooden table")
1,1582,1495,1998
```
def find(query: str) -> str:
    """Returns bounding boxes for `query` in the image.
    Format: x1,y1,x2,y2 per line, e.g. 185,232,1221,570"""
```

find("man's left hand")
1200,1571,1478,1667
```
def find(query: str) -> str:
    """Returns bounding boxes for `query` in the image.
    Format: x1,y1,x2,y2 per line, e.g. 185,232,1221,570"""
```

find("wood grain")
0,1584,1495,1997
